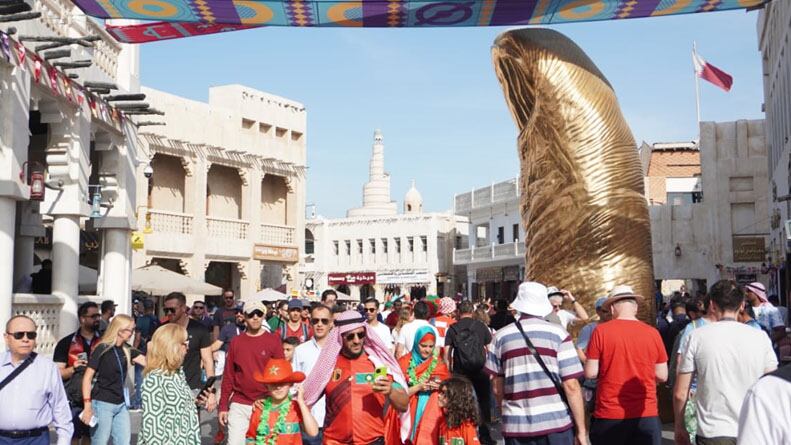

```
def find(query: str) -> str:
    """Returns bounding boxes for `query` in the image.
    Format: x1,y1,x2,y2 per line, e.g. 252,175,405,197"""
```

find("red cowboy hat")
253,358,306,385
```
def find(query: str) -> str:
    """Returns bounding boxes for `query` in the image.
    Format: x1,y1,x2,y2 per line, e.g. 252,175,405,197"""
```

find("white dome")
403,180,423,214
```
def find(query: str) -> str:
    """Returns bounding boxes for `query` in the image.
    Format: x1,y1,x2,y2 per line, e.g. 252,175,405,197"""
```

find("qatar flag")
693,51,733,92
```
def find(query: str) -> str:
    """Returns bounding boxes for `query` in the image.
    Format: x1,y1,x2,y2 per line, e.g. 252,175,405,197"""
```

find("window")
345,240,351,256
497,227,504,244
291,131,303,141
242,118,255,129
333,241,339,256
395,238,401,253
421,236,427,252
275,127,288,138
512,224,519,242
382,238,388,253
357,239,363,254
370,239,376,254
408,237,414,252
259,123,271,134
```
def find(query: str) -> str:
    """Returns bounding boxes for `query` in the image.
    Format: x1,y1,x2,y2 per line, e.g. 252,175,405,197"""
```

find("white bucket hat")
511,282,553,317
601,285,644,310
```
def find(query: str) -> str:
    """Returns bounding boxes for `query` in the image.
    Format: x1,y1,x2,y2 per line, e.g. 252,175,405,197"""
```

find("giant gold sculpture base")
492,29,655,322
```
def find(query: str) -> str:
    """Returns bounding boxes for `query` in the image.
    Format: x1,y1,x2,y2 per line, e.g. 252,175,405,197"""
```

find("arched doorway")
336,284,350,296
360,284,375,300
305,228,315,255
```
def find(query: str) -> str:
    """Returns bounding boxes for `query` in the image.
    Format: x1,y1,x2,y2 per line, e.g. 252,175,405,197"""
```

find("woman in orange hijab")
398,325,450,444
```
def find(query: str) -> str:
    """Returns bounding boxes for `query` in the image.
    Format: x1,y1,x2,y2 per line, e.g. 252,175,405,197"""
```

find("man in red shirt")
219,300,285,445
303,310,409,445
384,298,404,328
584,285,669,445
276,299,313,343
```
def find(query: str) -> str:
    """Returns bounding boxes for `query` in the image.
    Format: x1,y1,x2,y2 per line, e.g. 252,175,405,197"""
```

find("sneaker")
128,407,142,413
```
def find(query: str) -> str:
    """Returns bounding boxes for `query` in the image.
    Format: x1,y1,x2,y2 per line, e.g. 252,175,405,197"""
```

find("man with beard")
293,305,335,444
53,302,101,444
219,300,285,445
303,311,409,445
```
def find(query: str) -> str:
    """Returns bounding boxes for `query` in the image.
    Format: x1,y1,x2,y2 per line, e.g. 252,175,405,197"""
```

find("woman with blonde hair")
391,307,413,344
138,324,213,445
80,314,146,445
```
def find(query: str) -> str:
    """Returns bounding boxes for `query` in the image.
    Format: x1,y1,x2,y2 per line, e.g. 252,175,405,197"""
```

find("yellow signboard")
131,231,144,250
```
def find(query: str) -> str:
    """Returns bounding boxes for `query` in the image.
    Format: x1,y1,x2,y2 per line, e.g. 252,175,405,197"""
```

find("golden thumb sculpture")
492,28,655,321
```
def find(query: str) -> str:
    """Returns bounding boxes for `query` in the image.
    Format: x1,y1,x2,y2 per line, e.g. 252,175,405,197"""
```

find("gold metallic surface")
492,28,654,321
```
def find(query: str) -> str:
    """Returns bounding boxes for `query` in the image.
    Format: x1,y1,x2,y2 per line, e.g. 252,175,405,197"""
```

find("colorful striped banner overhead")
72,0,762,43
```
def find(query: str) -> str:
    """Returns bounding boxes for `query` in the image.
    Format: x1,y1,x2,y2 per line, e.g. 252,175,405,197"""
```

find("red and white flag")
693,50,733,92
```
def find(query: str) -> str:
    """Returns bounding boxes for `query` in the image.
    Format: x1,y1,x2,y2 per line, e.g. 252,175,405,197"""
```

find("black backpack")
451,323,486,374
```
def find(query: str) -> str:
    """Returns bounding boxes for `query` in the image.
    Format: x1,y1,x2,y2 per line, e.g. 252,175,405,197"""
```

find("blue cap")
288,299,303,310
595,297,608,309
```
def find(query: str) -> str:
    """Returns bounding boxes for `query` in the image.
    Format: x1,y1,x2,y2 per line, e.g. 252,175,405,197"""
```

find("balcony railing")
37,0,120,80
148,210,193,235
453,241,526,264
12,294,102,355
208,217,249,240
260,223,296,246
455,178,519,213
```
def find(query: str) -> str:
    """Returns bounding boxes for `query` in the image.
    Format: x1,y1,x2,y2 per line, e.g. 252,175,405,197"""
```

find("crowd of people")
1,281,790,445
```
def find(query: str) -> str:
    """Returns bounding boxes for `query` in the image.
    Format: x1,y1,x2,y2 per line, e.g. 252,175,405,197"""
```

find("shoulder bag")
0,352,38,393
512,321,572,415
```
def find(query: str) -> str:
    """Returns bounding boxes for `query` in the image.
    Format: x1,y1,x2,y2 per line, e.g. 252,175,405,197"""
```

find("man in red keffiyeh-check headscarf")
303,310,410,445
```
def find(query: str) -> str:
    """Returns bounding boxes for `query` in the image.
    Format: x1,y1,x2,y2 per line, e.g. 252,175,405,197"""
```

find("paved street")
51,411,676,444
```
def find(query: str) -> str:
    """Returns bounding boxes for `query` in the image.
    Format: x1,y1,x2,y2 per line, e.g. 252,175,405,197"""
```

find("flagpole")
693,41,701,138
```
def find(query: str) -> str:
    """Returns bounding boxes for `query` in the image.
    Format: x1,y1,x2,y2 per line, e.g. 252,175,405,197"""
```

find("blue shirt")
0,351,73,444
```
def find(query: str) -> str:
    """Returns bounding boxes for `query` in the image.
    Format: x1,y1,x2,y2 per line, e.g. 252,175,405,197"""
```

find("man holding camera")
53,302,102,444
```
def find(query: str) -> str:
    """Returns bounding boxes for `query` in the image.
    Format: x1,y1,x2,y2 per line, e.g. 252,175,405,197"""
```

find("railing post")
491,242,495,259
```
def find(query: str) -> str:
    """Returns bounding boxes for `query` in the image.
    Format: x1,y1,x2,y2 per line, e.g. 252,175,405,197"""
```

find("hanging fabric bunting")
47,67,60,96
106,21,257,44
71,0,763,44
14,41,26,68
0,33,11,62
33,56,42,82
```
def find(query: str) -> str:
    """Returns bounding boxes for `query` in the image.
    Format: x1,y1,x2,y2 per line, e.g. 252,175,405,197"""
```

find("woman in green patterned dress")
138,324,214,445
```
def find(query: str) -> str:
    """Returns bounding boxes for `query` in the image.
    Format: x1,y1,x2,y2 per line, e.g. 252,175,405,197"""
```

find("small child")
282,336,300,363
437,377,480,445
246,358,319,445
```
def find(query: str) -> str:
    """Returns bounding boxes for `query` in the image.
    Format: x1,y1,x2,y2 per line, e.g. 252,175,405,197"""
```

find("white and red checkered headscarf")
303,310,406,404
303,310,410,439
438,297,457,315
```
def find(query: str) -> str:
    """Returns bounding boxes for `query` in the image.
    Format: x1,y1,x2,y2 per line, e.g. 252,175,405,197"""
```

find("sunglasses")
163,307,177,314
246,310,264,319
7,331,37,340
311,318,330,326
365,308,377,313
344,331,366,342
192,306,205,310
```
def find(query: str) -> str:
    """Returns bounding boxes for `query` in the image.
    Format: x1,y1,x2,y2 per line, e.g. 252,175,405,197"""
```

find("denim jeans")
504,428,573,445
91,400,130,445
132,363,144,409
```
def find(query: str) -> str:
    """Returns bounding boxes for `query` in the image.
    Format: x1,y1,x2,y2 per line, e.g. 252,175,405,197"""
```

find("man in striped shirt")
485,282,587,445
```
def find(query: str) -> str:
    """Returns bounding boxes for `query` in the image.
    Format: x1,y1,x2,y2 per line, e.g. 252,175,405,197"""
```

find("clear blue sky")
141,10,764,218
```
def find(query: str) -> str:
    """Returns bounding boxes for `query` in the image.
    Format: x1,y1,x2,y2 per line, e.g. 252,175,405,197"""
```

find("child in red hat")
246,358,319,445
